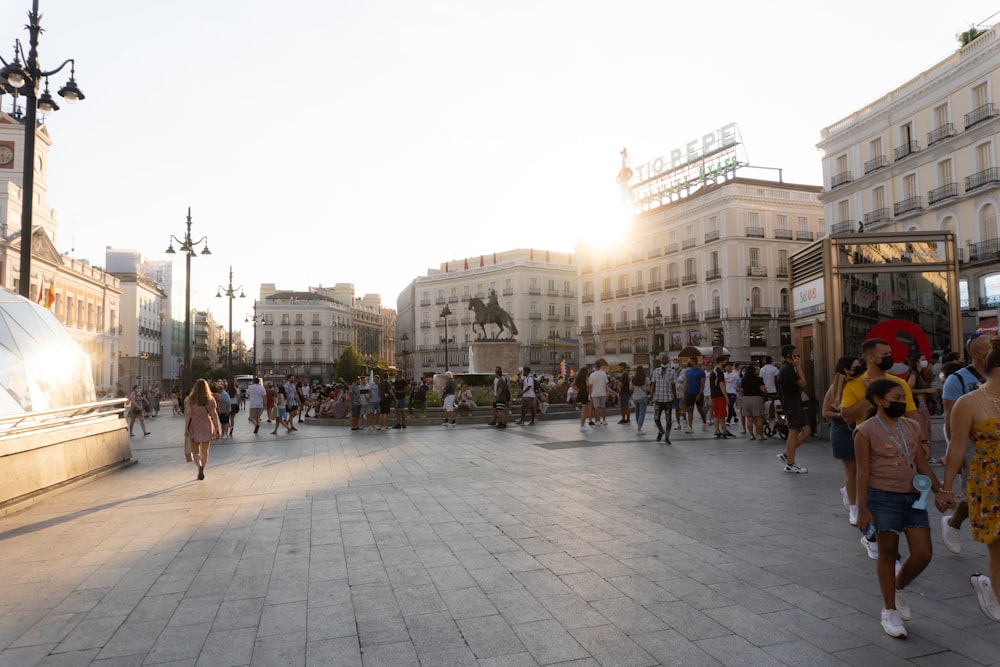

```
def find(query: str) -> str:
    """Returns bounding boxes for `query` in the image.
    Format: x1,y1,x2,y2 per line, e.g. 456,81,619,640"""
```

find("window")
873,185,885,210
778,249,788,270
747,211,759,227
777,215,788,231
684,258,696,275
938,159,952,185
780,288,790,313
687,298,697,315
668,263,678,279
797,216,808,232
838,200,850,223
281,314,290,325
548,303,556,316
870,136,882,159
710,251,719,270
604,340,617,354
564,304,571,316
618,275,628,291
835,154,848,174
603,310,613,327
311,314,320,326
934,103,948,129
903,173,917,199
649,266,660,283
977,142,994,170
635,270,642,288
749,248,760,267
583,281,593,297
750,326,767,347
751,287,762,308
973,82,989,109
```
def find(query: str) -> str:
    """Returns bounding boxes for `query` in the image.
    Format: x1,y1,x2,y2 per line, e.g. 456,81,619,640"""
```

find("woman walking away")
127,384,150,436
942,335,1000,623
823,356,863,526
906,353,935,445
184,379,221,481
855,379,947,638
271,386,293,434
739,365,766,441
631,365,649,435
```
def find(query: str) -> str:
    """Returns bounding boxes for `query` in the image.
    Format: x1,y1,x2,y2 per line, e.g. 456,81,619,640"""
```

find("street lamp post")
548,332,560,377
646,306,664,359
440,305,452,372
1,0,86,298
165,208,211,399
399,333,410,378
245,301,263,378
216,266,245,382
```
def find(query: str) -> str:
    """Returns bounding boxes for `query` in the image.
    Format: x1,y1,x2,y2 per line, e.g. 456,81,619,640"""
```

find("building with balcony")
0,110,122,393
397,249,577,377
578,177,823,366
114,271,166,392
816,24,1000,333
254,283,392,383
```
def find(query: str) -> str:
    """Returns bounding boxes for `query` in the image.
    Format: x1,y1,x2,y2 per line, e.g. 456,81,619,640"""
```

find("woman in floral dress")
944,336,1000,623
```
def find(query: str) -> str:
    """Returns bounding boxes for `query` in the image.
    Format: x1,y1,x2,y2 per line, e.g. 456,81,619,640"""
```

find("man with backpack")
517,366,537,425
491,366,509,429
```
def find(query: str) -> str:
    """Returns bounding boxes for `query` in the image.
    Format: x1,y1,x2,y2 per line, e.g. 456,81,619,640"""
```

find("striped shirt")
650,365,676,403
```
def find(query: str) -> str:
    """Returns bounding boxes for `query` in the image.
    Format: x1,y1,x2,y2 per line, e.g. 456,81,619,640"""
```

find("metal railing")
893,196,922,216
831,220,855,234
0,399,126,438
927,123,955,146
894,141,918,161
795,230,814,241
681,274,697,286
830,171,852,189
664,278,679,289
745,226,764,238
774,229,793,240
705,268,722,281
967,237,1000,262
966,167,1000,192
747,266,767,277
864,155,888,174
965,102,995,130
704,230,720,242
928,183,958,205
863,208,891,225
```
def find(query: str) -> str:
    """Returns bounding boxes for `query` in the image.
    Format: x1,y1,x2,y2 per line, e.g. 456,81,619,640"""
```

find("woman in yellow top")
943,335,1000,624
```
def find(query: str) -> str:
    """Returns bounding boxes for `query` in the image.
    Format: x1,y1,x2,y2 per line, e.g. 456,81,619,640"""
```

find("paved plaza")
0,415,997,666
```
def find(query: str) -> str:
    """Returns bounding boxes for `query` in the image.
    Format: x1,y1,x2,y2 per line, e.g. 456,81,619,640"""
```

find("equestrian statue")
467,289,519,340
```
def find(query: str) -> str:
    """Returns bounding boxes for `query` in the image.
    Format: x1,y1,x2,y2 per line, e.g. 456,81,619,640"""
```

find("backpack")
497,378,511,403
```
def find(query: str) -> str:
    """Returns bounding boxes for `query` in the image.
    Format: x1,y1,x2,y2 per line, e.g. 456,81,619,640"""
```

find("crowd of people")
166,337,998,639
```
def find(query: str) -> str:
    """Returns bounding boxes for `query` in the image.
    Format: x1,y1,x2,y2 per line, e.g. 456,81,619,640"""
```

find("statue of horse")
467,297,519,340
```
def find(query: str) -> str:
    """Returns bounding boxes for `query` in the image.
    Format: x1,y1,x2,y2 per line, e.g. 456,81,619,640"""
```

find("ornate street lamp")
646,306,664,358
440,305,452,372
399,333,410,378
165,208,210,398
216,266,245,381
1,1,86,298
245,301,263,378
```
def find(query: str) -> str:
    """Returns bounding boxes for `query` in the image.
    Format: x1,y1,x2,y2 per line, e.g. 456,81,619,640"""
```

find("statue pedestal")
469,341,520,375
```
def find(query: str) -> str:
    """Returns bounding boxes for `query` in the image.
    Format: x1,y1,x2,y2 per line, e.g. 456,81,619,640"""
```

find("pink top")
856,416,923,493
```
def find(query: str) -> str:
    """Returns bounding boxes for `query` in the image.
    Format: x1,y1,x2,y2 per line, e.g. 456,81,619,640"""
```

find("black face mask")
851,367,865,378
877,354,894,372
884,401,906,419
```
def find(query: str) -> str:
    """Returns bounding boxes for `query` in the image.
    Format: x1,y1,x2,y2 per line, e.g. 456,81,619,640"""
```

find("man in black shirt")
711,356,733,438
776,344,810,473
391,371,409,429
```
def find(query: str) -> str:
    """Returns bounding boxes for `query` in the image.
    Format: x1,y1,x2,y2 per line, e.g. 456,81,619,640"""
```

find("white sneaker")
940,514,962,554
776,452,788,464
895,589,911,621
580,425,590,433
880,608,907,638
861,535,878,559
685,428,694,434
970,574,1000,621
840,486,850,512
849,505,859,526
601,420,608,426
636,429,646,435
784,463,807,474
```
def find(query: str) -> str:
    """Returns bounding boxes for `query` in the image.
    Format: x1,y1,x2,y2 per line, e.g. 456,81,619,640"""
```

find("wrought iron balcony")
777,266,789,278
966,167,1000,192
681,274,697,286
893,196,922,216
831,220,855,234
831,171,853,189
615,321,630,330
682,312,700,323
965,102,996,130
864,155,888,174
703,308,728,320
646,281,662,292
581,293,594,304
580,325,595,335
705,268,722,281
664,277,679,289
664,315,681,325
647,247,662,259
795,230,814,241
631,285,645,295
749,306,773,317
894,141,918,161
665,243,679,254
966,238,1000,264
704,230,720,243
529,313,542,320
745,226,765,238
435,297,446,304
600,291,613,301
927,123,955,146
863,208,891,225
528,287,541,295
682,238,696,249
928,183,958,205
747,266,767,277
615,288,629,298
774,229,793,240
502,288,513,296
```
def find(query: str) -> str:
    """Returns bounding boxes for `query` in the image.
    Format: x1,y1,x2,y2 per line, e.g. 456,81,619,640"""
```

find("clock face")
0,145,13,167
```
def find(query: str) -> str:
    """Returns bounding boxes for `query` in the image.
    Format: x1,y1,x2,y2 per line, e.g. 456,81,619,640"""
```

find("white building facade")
817,25,1000,333
398,249,577,378
579,177,824,366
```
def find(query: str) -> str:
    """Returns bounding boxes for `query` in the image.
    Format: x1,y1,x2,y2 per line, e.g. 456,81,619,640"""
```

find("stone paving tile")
403,610,466,654
306,635,362,667
359,639,419,667
694,634,787,666
476,651,539,667
631,628,723,666
511,619,589,665
568,624,657,667
487,589,552,625
251,629,307,666
558,572,623,602
197,626,256,666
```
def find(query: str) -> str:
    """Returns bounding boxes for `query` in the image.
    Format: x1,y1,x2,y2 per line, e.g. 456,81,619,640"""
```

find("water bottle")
865,522,876,542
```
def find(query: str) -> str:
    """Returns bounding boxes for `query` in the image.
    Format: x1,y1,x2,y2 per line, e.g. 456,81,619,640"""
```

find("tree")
335,346,365,383
958,25,985,47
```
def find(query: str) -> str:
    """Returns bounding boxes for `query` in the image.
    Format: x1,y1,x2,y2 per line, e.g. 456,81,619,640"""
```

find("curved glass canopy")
0,289,96,415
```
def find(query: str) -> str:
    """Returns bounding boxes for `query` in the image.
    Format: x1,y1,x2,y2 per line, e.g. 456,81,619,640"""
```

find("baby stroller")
763,395,789,440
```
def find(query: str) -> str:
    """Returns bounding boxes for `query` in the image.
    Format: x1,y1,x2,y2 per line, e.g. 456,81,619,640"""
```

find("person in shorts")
776,345,809,473
683,358,706,433
442,371,457,426
821,356,864,525
711,356,733,438
491,367,508,429
392,371,408,429
378,374,393,430
588,359,609,426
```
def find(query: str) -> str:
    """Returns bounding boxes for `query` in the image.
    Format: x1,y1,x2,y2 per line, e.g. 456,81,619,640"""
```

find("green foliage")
335,346,365,383
958,25,985,46
191,359,213,383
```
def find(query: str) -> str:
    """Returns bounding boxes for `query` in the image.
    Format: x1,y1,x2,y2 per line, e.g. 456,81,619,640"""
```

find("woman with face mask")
855,379,947,639
906,353,935,444
822,356,863,526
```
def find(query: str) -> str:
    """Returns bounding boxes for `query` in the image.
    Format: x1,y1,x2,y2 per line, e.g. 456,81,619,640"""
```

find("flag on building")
46,284,55,309
37,282,44,304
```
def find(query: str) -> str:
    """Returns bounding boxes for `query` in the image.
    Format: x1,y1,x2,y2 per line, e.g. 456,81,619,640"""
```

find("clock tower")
0,110,58,243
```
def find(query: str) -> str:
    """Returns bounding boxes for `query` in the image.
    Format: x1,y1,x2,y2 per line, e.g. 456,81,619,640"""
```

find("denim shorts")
867,487,930,533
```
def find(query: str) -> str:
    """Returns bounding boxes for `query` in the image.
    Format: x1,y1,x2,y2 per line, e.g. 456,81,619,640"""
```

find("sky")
1,0,997,345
